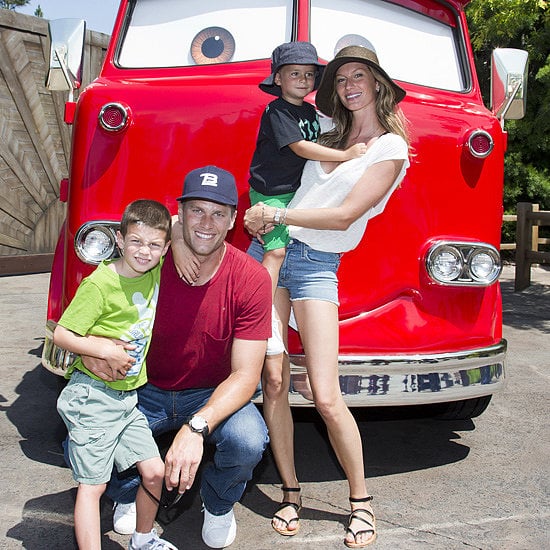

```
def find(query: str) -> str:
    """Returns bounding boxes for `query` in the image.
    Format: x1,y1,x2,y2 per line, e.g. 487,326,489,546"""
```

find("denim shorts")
247,238,341,305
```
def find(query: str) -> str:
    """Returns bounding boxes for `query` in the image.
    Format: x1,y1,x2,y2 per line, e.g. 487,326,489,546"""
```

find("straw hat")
315,45,406,116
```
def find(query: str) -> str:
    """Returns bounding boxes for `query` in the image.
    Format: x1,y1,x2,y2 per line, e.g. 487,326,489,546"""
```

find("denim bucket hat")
259,41,326,97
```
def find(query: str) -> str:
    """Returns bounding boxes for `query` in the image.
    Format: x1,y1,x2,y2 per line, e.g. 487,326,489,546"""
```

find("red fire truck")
42,0,528,419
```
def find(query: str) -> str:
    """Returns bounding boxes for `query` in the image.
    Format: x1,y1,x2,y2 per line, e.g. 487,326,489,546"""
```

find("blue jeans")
103,383,268,515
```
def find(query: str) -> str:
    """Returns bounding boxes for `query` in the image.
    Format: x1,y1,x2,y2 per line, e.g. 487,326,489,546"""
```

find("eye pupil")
202,36,224,59
191,26,235,65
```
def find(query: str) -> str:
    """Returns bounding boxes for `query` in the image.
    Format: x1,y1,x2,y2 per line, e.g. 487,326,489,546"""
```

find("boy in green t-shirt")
54,200,177,550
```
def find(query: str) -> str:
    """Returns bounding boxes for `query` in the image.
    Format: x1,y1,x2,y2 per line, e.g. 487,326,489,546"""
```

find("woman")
244,45,410,548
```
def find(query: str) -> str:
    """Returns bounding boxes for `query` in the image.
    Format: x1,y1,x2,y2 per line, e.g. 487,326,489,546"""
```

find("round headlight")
75,224,117,264
469,249,501,284
428,246,463,282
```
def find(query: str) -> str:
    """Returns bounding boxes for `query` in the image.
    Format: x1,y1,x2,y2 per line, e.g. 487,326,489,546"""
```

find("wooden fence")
0,9,108,276
512,202,550,291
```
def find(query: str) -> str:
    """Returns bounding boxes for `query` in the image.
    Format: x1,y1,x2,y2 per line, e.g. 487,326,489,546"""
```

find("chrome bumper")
42,320,76,375
281,341,506,407
43,319,505,408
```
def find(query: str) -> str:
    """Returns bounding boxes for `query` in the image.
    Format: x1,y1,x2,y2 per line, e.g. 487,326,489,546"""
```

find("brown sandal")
271,487,302,536
344,496,376,548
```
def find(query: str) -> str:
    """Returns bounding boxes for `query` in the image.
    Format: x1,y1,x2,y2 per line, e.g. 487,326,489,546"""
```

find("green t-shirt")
59,259,162,390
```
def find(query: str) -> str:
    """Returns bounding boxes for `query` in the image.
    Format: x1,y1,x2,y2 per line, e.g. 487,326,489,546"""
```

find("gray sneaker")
128,528,178,550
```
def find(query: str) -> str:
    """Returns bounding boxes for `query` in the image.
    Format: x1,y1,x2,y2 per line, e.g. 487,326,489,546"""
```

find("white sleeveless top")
288,133,409,253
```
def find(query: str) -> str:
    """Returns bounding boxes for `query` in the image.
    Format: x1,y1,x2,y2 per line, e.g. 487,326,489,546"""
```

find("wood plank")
0,253,53,275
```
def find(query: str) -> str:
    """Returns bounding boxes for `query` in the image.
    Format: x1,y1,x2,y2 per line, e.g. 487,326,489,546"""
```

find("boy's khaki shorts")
57,370,160,484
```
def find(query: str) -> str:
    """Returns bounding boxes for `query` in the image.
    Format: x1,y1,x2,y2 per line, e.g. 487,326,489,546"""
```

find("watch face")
190,415,208,432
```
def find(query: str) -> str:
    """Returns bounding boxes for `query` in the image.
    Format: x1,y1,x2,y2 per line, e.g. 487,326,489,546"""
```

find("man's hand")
81,338,136,381
164,425,204,495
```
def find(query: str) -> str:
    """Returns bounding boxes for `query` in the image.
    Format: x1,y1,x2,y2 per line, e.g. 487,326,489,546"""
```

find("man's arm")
54,325,136,373
164,337,266,494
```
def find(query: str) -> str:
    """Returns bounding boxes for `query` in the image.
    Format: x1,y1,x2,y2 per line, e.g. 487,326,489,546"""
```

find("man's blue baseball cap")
177,165,238,207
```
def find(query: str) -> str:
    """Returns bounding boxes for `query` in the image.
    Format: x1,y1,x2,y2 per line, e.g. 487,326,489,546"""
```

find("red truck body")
43,0,527,417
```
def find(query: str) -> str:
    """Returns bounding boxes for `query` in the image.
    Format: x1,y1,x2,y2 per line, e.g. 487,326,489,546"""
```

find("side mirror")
490,48,528,122
45,19,86,92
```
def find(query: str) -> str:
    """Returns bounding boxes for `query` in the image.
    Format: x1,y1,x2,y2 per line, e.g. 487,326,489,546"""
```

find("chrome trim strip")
43,319,506,408
278,341,507,407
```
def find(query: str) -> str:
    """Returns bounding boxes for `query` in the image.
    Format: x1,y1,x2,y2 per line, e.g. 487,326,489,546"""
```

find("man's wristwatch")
187,415,209,438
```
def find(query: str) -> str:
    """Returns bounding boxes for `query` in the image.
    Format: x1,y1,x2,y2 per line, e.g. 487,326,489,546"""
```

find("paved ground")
0,265,549,549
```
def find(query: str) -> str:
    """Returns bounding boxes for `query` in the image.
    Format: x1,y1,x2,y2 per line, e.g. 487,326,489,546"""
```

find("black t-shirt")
249,97,321,196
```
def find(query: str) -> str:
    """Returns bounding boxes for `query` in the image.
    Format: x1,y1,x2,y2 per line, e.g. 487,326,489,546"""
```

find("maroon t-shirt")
146,244,271,390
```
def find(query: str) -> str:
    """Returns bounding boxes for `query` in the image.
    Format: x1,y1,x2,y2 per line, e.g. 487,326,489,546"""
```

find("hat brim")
259,64,326,97
176,193,237,207
315,56,406,117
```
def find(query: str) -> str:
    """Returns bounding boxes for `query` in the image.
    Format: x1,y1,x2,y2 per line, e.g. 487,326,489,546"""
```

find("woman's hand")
244,202,276,242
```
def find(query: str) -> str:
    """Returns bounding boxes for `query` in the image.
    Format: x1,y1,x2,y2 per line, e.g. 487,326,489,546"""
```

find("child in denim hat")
249,41,367,358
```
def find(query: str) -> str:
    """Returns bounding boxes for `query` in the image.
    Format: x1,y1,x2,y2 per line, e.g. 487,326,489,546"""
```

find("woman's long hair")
318,65,410,150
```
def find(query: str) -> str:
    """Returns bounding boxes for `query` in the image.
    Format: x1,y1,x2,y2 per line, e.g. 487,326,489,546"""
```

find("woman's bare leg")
262,288,301,533
293,299,374,546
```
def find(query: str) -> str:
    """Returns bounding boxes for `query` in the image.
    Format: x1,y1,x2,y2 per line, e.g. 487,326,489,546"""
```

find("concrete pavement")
0,264,548,549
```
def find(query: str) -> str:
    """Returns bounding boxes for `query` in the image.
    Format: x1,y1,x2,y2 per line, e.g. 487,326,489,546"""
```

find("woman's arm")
289,140,367,162
244,159,404,234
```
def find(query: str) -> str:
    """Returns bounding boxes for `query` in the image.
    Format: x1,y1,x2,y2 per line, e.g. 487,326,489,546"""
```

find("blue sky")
17,0,119,34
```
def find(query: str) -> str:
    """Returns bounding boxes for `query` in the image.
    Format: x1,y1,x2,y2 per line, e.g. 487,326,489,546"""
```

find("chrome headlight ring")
74,221,120,264
426,241,501,286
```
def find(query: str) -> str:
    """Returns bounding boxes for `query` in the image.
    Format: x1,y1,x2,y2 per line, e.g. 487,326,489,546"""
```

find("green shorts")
57,370,160,485
249,188,295,252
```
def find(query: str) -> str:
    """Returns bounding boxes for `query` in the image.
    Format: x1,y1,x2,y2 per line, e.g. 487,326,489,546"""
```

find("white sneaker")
113,501,137,535
128,528,178,550
266,306,286,356
201,507,236,548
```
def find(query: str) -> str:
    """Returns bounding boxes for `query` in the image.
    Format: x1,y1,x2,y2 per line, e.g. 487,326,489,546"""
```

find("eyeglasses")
141,482,184,510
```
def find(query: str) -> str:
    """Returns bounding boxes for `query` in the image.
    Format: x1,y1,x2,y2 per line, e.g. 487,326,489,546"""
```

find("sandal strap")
275,501,301,514
273,500,301,530
349,508,375,525
282,486,301,493
349,495,373,504
346,508,376,540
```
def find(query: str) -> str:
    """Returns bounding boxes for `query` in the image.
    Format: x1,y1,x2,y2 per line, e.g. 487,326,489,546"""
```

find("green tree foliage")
0,0,30,9
466,0,550,217
34,4,43,17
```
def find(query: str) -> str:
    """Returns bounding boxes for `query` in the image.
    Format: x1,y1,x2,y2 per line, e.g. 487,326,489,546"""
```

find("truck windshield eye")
191,27,235,64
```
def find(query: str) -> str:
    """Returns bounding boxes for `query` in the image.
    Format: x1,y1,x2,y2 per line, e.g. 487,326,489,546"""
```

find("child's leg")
135,456,165,533
74,482,106,550
262,247,287,356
